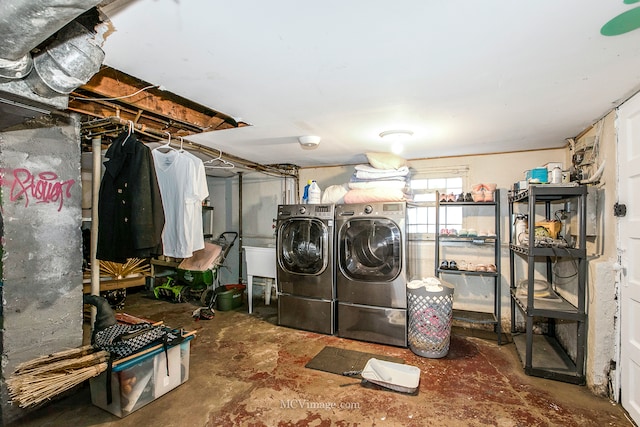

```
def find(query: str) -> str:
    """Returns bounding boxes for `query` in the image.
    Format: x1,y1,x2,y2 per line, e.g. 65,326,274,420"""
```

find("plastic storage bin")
90,336,193,417
407,278,454,358
216,284,246,311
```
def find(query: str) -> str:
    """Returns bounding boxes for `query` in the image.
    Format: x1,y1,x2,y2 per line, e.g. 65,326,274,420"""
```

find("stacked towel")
353,164,410,180
343,161,412,204
349,164,411,190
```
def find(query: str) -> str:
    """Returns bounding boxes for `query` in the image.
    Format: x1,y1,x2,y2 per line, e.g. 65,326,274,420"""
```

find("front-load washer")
276,203,335,334
335,202,407,347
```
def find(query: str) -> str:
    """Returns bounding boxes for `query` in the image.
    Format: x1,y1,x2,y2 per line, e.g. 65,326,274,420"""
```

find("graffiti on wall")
0,167,76,212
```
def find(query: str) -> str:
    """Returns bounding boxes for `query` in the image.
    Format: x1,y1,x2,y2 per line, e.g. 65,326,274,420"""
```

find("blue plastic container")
530,167,548,183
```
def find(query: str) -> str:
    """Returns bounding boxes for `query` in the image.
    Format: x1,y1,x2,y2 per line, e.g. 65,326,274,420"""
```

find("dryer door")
278,217,328,276
338,218,401,281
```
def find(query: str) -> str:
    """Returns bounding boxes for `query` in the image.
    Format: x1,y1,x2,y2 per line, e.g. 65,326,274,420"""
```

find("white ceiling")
99,0,640,168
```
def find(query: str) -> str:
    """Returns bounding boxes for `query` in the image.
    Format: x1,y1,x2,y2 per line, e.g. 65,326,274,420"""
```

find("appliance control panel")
336,202,405,218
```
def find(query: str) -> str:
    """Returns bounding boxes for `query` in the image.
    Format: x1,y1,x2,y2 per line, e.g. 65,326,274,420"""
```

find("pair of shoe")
440,228,458,236
459,228,478,237
446,260,497,273
439,260,458,270
439,193,456,202
471,183,497,202
474,264,497,273
440,192,473,203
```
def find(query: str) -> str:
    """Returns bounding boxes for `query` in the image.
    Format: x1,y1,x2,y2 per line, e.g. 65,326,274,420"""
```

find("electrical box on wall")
568,186,598,237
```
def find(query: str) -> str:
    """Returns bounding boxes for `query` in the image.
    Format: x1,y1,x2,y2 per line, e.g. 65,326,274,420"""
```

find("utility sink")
243,246,277,313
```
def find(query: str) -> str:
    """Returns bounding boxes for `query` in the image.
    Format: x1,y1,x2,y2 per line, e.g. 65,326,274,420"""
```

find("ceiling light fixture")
298,135,321,148
379,129,414,141
380,129,412,155
391,142,404,155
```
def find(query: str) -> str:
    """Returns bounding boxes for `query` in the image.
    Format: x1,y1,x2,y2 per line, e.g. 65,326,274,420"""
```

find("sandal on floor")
439,260,449,270
449,260,459,270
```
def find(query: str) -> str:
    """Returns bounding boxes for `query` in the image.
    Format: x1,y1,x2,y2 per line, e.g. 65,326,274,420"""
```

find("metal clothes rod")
82,116,298,179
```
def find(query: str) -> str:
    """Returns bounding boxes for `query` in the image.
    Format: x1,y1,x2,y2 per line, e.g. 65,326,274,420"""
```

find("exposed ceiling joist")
69,66,246,143
68,66,295,178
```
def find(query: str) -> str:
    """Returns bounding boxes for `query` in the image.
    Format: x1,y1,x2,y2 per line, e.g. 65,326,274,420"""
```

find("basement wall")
299,148,568,319
297,145,616,397
569,110,618,397
0,114,83,424
207,172,287,287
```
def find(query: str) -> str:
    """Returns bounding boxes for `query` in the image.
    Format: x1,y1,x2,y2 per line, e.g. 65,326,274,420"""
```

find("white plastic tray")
361,358,420,393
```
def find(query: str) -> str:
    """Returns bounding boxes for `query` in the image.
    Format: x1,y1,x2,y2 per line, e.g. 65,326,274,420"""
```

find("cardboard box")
90,337,192,417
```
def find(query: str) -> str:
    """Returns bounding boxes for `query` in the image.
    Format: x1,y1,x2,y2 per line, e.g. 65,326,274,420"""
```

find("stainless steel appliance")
335,202,407,347
276,204,335,334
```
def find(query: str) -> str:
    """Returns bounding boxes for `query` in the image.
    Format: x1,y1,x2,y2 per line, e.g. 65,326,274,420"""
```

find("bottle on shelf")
302,180,312,204
308,180,321,204
514,214,528,245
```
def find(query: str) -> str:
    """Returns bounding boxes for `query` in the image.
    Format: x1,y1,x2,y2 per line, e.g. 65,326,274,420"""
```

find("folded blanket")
354,164,410,179
349,173,407,183
178,242,223,271
348,180,408,190
343,188,407,204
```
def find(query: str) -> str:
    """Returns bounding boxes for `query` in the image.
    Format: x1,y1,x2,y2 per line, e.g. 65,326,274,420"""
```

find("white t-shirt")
152,149,208,258
181,150,209,249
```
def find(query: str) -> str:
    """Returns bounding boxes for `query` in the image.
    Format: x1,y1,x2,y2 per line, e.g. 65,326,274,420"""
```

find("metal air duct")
0,0,102,82
26,20,105,97
0,1,105,130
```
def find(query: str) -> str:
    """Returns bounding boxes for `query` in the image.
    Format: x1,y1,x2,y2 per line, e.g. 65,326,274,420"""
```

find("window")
407,168,468,236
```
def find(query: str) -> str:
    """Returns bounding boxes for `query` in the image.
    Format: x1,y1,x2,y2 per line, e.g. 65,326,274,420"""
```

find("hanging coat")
96,131,165,263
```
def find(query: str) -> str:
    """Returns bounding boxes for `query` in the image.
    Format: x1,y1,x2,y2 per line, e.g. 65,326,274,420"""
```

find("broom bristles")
8,347,110,408
99,258,150,278
14,345,96,372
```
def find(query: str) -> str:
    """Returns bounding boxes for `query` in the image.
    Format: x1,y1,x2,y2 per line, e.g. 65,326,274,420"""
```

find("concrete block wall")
0,114,83,424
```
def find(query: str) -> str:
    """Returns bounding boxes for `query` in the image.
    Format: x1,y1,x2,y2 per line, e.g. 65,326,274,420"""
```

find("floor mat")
305,346,404,377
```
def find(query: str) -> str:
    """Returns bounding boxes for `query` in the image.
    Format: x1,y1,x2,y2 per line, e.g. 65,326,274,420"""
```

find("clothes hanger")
204,148,235,169
152,131,178,152
121,120,134,146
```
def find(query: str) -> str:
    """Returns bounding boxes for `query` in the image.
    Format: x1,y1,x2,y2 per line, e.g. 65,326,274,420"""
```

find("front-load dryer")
335,202,407,347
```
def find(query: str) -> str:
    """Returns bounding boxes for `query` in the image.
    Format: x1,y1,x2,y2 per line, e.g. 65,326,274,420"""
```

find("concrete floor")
11,288,634,427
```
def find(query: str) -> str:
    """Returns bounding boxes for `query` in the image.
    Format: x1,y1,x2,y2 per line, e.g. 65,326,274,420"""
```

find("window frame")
407,166,469,238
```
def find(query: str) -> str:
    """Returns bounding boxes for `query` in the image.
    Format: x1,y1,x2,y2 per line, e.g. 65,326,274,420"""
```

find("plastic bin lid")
112,335,194,372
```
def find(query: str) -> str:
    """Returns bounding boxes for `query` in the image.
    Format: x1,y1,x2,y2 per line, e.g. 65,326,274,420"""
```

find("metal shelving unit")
508,184,587,384
435,190,502,345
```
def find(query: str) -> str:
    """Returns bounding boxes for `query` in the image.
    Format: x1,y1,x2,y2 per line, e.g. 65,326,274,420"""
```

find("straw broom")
8,331,197,408
99,258,149,279
7,346,110,408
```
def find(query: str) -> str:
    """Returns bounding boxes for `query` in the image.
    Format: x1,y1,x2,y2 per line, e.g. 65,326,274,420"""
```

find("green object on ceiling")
602,6,640,35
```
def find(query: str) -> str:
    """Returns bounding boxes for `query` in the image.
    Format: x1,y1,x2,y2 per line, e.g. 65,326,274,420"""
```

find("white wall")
300,148,568,327
572,111,618,396
207,171,288,287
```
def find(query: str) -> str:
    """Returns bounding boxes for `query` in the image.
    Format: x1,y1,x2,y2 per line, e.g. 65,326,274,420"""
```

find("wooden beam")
70,66,234,131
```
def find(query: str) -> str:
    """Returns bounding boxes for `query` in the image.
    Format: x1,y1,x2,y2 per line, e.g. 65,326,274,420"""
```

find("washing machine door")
338,218,401,281
278,218,328,275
